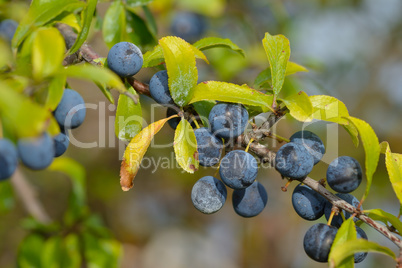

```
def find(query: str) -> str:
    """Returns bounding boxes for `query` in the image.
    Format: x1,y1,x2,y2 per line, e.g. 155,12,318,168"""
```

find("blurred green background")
1,0,402,267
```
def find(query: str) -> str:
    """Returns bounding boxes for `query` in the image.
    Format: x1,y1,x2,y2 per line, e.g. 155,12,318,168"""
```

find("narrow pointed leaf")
189,81,274,112
262,32,290,97
347,117,380,203
69,0,98,54
115,87,142,142
280,91,312,122
193,37,245,57
32,27,65,79
329,218,356,268
45,75,67,111
102,0,126,48
174,118,199,173
120,116,177,191
159,36,198,106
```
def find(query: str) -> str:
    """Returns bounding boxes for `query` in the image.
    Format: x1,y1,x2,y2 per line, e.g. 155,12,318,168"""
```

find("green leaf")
48,157,87,224
45,75,67,111
32,27,66,79
193,37,245,57
343,123,359,147
84,234,122,268
102,0,126,48
126,0,154,7
347,117,380,204
142,6,157,36
0,181,15,214
380,142,402,214
254,61,308,89
329,239,395,267
262,32,291,98
159,36,198,107
174,118,199,173
55,13,81,32
13,0,85,48
60,64,126,94
115,86,142,141
18,234,45,268
365,209,402,235
41,235,81,268
189,81,274,113
192,100,215,127
0,81,59,138
280,91,312,122
0,39,13,68
125,9,157,50
309,95,350,125
329,218,356,267
69,0,98,54
96,82,115,104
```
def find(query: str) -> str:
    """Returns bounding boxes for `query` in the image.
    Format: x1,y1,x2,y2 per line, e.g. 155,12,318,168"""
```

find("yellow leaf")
120,115,177,191
382,142,402,213
310,95,350,124
174,118,199,173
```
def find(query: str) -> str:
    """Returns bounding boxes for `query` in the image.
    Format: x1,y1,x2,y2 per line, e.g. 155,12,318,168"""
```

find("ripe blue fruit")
324,193,361,228
232,181,268,218
0,19,18,42
149,70,174,105
166,107,181,130
54,89,86,129
208,103,249,140
290,130,325,165
355,226,368,263
107,42,143,77
0,138,18,180
219,150,258,189
275,142,314,180
194,128,223,167
327,156,362,193
292,184,326,221
53,130,69,157
18,133,55,170
191,176,227,214
303,223,337,262
171,12,206,43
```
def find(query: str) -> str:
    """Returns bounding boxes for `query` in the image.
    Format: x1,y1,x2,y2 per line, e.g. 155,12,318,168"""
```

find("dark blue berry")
0,19,18,42
18,133,54,170
290,130,325,165
275,142,314,180
324,193,361,228
166,107,181,130
355,226,368,263
54,89,86,129
171,12,206,43
232,181,267,218
107,42,143,77
208,103,248,139
303,223,337,262
219,150,258,189
0,138,18,180
292,184,326,221
194,128,222,167
149,70,174,105
327,156,362,193
53,130,69,157
191,176,227,214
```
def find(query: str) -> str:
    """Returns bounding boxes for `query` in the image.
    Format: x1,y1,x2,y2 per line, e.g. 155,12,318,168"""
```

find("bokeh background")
1,0,402,267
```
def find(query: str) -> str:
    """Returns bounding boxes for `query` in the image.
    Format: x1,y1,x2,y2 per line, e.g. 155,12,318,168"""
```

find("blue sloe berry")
107,41,143,77
194,128,222,167
171,12,206,43
327,156,362,193
324,193,361,228
232,181,268,218
275,142,314,180
191,176,227,214
303,223,338,262
355,226,368,263
53,130,69,157
149,70,174,105
0,138,18,180
54,89,86,129
18,133,54,170
219,150,258,189
290,130,325,165
0,19,18,42
208,103,249,140
292,183,326,221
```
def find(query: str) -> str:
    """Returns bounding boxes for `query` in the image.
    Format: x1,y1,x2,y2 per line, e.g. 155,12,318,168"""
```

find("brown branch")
11,169,52,224
56,23,151,96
